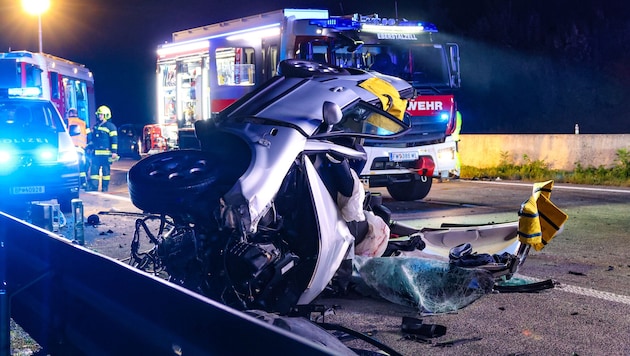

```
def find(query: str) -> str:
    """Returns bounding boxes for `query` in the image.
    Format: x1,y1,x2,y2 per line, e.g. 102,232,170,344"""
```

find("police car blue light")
0,96,80,212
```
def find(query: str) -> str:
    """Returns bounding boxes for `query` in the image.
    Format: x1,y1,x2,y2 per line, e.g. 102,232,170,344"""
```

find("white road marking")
465,180,630,194
516,274,630,306
82,191,131,202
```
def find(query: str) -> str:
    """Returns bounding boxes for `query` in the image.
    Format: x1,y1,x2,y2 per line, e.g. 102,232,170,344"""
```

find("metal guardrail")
0,212,333,355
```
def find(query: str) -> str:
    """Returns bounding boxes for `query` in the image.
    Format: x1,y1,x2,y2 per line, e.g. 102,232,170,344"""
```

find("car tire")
127,149,232,215
386,175,433,201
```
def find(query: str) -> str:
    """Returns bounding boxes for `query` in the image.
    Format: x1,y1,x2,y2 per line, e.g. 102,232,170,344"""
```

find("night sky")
1,0,629,133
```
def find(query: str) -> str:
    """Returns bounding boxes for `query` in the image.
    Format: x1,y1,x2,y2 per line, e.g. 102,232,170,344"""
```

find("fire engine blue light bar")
310,18,362,30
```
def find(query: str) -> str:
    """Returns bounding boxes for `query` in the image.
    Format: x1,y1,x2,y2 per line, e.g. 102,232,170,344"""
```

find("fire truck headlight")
439,112,450,121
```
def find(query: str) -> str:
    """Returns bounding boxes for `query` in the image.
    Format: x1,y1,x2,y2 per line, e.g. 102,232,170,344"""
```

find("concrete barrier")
459,134,630,171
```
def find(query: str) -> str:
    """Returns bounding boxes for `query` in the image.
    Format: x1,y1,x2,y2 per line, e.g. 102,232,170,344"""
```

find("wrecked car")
126,60,568,315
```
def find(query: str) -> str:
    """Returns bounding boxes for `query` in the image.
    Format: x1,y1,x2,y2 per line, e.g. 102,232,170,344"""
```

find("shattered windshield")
354,256,495,314
320,100,410,138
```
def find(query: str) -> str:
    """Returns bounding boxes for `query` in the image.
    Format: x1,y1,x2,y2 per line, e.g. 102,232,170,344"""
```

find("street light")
22,0,51,53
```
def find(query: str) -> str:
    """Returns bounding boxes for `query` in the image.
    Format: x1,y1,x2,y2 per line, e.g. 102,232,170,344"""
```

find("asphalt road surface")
51,158,630,355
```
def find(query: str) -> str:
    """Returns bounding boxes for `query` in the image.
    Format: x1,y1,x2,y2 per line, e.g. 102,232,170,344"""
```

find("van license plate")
389,152,419,162
11,186,45,194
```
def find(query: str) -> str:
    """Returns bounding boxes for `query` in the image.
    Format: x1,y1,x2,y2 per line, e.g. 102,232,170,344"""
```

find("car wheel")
127,150,232,215
279,59,350,77
386,175,433,201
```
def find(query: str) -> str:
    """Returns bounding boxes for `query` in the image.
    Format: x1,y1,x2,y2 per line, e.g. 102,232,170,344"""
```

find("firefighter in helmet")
86,105,118,192
65,108,88,188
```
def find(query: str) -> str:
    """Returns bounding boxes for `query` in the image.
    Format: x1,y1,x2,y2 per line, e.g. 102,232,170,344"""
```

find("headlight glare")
0,150,12,164
58,148,78,164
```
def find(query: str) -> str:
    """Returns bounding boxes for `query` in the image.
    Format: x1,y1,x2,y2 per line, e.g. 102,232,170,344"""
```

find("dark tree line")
3,0,627,133
411,0,630,133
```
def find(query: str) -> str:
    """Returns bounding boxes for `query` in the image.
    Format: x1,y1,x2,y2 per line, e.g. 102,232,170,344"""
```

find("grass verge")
461,148,630,187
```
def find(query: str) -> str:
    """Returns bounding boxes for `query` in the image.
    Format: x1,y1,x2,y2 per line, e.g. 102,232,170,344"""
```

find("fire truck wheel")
386,175,433,201
279,59,350,78
127,150,231,215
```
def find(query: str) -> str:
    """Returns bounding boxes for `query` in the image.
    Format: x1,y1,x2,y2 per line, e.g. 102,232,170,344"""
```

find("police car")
0,97,81,213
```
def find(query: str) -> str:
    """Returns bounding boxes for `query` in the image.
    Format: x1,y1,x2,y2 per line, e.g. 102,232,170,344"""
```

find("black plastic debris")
494,279,555,293
87,214,100,226
401,316,447,338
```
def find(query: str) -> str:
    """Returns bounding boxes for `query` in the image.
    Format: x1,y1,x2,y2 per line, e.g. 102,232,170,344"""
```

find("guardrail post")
72,199,85,246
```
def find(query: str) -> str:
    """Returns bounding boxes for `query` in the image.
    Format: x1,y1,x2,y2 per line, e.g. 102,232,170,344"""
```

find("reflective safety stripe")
89,121,118,154
94,149,111,155
517,180,568,251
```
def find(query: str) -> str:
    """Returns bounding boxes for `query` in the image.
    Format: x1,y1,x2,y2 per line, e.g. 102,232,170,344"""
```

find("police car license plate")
11,186,45,194
389,152,419,162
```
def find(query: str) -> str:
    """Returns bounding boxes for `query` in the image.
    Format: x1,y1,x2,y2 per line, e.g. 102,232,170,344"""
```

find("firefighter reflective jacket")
88,121,118,156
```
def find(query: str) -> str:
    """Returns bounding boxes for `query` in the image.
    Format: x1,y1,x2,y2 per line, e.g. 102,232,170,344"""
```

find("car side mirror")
68,124,81,136
322,101,342,132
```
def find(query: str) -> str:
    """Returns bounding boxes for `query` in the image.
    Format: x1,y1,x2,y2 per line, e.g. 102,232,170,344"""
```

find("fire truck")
0,50,96,128
153,8,461,200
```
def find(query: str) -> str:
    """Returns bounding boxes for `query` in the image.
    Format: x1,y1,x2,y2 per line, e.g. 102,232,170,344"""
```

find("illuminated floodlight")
226,27,281,41
361,24,426,34
158,23,282,58
222,24,281,41
21,0,50,15
283,9,328,20
157,40,210,58
22,0,51,52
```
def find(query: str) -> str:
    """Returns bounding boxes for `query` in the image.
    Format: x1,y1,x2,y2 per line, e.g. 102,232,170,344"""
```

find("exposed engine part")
226,241,299,300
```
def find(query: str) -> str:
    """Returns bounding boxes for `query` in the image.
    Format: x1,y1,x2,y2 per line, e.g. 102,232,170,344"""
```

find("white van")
0,97,80,213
